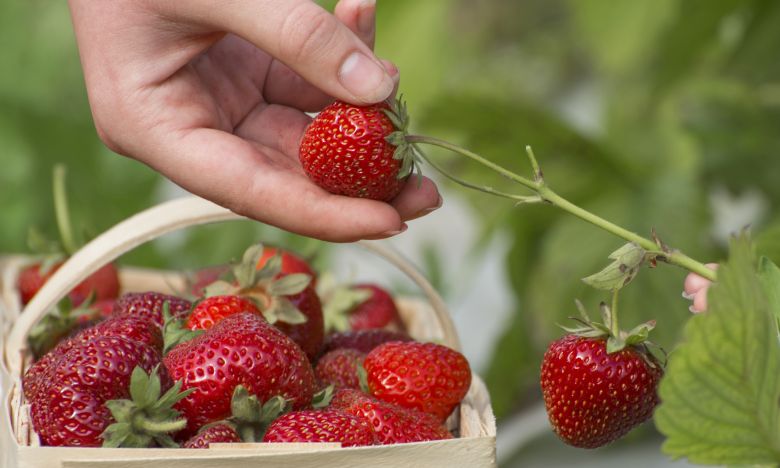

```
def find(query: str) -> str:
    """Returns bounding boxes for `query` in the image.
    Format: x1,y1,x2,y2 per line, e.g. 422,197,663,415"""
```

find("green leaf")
582,242,646,291
655,236,780,465
265,298,307,325
268,273,311,296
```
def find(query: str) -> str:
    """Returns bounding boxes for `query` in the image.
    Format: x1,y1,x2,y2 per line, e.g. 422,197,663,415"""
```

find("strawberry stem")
610,289,620,338
53,164,78,255
406,135,717,282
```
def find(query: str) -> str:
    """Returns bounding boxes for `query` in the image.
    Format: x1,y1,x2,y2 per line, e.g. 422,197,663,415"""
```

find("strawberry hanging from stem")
540,291,664,449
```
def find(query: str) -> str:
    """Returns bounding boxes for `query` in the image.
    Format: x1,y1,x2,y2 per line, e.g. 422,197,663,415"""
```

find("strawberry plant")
303,96,780,462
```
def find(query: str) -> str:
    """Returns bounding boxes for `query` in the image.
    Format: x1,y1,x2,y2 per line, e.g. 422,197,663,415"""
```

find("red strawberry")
299,98,421,201
330,389,452,444
27,296,114,360
186,295,261,330
322,329,413,354
346,284,403,330
541,335,662,448
315,348,365,391
24,315,162,401
262,409,376,447
274,287,323,360
187,264,230,297
540,302,663,448
19,262,120,307
256,246,317,284
322,282,404,333
182,423,241,448
204,244,324,360
28,336,164,446
163,312,316,438
363,341,471,421
112,291,192,326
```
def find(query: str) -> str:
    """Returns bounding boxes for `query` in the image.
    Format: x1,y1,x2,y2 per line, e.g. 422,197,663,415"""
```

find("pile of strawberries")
18,243,472,448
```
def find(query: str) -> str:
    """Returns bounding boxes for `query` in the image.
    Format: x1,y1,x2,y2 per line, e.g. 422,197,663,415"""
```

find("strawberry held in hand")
299,98,422,201
540,302,663,448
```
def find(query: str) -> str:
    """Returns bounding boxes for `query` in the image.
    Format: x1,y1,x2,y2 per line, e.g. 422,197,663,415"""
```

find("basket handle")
5,196,459,376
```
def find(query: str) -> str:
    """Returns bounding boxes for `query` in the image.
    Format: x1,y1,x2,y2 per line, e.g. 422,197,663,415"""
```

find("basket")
0,196,497,468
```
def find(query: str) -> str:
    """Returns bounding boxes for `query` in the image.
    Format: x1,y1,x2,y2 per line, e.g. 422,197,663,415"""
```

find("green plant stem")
610,289,620,337
53,164,77,255
136,417,187,434
406,135,718,282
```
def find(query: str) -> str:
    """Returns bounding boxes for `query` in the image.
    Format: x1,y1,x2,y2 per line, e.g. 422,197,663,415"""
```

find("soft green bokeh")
2,0,780,464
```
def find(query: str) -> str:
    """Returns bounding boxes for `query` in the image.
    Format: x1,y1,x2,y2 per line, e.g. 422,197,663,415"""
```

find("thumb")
181,0,394,104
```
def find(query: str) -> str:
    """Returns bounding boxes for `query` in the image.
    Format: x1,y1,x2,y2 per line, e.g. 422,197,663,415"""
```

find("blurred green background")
3,0,780,465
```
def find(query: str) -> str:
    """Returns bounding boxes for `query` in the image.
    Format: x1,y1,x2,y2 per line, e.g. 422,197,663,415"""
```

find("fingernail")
408,195,443,220
365,223,407,240
682,291,694,300
339,52,394,102
383,61,400,86
688,305,700,314
357,0,376,36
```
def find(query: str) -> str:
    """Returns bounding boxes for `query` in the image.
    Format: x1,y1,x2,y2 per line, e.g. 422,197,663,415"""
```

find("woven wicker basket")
0,196,497,468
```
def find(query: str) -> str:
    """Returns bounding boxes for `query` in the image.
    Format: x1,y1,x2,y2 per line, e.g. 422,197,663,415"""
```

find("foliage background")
2,0,780,465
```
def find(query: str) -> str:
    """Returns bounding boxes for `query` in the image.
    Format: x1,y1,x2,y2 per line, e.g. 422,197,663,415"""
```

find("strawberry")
299,98,422,201
256,246,317,284
346,284,403,330
26,296,110,360
330,389,452,444
28,336,165,446
363,341,471,421
186,295,261,330
112,291,192,326
186,264,230,297
204,244,324,360
322,329,413,354
182,423,241,448
315,348,365,391
273,287,323,360
322,282,404,333
18,165,120,306
163,312,316,438
540,302,663,448
261,409,376,447
24,315,162,401
19,262,120,307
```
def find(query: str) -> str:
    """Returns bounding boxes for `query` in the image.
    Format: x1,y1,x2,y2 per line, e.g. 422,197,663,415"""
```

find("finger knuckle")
278,5,339,64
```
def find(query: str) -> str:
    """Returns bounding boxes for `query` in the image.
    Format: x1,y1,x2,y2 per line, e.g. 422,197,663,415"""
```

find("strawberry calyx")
317,273,373,333
27,294,101,359
203,244,311,325
311,384,336,409
102,366,194,448
228,386,289,442
562,299,658,357
383,96,424,182
162,302,203,354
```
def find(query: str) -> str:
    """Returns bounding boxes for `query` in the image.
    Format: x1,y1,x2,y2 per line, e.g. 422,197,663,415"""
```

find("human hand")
67,0,441,242
682,263,719,313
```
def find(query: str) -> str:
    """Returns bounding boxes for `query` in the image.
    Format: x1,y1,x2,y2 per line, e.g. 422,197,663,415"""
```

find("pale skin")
683,263,719,313
67,0,441,242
